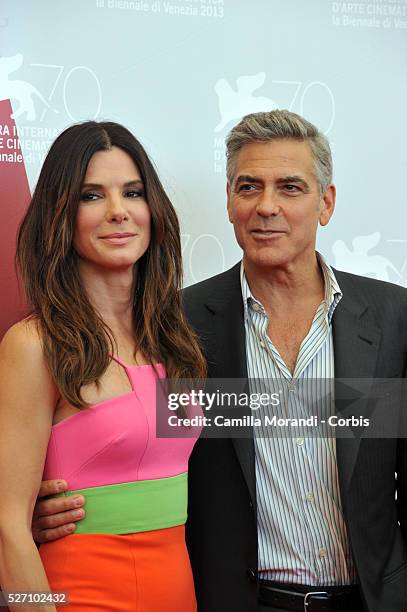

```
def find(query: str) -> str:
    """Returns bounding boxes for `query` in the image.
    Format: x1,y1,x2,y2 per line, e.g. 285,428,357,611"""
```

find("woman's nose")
105,196,128,223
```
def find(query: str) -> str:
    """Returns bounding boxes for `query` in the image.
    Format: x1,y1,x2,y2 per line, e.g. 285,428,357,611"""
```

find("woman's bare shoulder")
0,318,59,407
0,317,44,363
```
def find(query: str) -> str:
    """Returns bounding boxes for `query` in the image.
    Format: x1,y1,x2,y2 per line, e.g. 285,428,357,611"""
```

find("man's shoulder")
334,268,407,302
182,263,240,305
334,269,407,329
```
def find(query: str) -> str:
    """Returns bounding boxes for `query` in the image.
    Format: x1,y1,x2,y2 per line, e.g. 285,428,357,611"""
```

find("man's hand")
32,480,85,544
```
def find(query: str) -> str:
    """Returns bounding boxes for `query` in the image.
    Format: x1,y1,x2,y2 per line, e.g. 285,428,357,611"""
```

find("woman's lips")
99,233,136,245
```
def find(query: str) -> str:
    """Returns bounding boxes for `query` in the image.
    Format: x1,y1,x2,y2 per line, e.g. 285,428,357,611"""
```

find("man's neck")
243,253,325,314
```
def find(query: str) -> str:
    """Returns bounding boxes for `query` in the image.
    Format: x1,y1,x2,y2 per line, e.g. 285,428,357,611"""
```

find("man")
34,110,407,612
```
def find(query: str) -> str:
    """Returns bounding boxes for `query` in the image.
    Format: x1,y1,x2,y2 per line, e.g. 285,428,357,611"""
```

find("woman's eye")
80,192,99,201
125,190,144,198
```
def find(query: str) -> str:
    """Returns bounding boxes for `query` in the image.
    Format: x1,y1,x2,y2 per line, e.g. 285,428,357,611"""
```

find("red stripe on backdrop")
0,99,31,339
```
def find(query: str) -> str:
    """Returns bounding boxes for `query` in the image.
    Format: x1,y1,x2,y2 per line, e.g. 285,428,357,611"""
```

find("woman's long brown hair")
17,121,206,407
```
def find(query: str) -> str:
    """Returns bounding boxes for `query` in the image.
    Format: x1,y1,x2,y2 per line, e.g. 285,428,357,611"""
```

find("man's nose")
105,195,128,223
255,190,280,217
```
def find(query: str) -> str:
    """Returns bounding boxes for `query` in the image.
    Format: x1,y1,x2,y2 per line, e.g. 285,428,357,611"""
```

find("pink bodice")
43,362,199,491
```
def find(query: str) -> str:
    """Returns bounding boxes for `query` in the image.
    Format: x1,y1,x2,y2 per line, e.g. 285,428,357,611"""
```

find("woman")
0,121,206,611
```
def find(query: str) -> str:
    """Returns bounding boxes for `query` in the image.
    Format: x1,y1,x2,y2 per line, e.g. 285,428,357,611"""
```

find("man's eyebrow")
234,175,263,187
81,179,144,189
277,175,310,190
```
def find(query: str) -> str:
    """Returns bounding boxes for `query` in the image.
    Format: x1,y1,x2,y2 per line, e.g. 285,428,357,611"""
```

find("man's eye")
80,192,99,201
283,184,300,192
239,184,256,192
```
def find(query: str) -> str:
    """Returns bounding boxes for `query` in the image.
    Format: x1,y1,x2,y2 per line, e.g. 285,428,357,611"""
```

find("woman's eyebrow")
123,180,144,187
82,179,144,189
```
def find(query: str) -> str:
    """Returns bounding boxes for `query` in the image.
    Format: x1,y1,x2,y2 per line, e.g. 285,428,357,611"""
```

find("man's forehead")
232,139,315,181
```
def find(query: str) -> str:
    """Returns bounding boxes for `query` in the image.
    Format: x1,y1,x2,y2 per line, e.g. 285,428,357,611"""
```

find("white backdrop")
1,0,407,287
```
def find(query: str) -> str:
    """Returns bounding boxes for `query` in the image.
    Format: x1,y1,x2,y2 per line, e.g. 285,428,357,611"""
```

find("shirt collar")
240,252,342,323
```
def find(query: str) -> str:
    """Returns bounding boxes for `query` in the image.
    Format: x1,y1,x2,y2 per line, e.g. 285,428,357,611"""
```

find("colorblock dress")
39,358,199,611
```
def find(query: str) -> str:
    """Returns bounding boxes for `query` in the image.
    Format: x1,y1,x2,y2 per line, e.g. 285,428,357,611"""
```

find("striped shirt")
241,254,357,586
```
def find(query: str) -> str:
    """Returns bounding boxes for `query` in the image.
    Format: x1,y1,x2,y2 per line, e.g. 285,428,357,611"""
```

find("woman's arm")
0,320,58,612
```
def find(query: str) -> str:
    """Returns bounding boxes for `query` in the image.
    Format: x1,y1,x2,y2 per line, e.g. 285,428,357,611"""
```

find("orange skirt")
39,525,196,611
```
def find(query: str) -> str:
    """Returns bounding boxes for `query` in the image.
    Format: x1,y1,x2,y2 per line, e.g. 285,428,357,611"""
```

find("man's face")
227,139,335,274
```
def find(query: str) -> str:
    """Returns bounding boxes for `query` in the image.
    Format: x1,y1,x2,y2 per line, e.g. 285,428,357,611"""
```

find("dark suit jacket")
183,262,407,612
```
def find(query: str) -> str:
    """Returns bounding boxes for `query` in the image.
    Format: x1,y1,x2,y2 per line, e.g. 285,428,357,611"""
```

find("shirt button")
259,341,266,349
296,438,304,446
305,493,314,502
319,548,327,558
252,303,261,312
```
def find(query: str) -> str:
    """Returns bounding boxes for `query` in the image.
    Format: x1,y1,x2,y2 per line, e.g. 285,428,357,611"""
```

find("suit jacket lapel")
332,270,382,493
205,263,256,504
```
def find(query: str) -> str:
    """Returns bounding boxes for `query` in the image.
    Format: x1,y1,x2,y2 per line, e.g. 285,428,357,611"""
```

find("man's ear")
226,181,234,223
319,184,336,227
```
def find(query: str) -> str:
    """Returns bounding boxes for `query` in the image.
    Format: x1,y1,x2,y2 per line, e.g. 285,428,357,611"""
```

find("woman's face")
73,146,151,272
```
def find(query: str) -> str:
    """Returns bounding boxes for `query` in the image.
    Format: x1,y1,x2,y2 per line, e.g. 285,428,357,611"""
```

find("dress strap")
109,354,135,391
109,354,128,368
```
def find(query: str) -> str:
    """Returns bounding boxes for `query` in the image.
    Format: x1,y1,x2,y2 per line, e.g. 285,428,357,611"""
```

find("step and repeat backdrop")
1,0,407,335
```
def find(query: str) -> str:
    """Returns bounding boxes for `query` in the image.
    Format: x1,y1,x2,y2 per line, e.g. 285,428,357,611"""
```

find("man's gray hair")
225,110,332,194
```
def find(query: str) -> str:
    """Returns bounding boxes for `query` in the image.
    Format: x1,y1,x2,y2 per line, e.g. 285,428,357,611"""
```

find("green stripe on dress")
57,472,188,534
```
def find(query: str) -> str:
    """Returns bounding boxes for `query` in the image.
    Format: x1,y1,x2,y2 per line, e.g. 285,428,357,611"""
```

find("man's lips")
251,229,286,235
250,229,287,241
